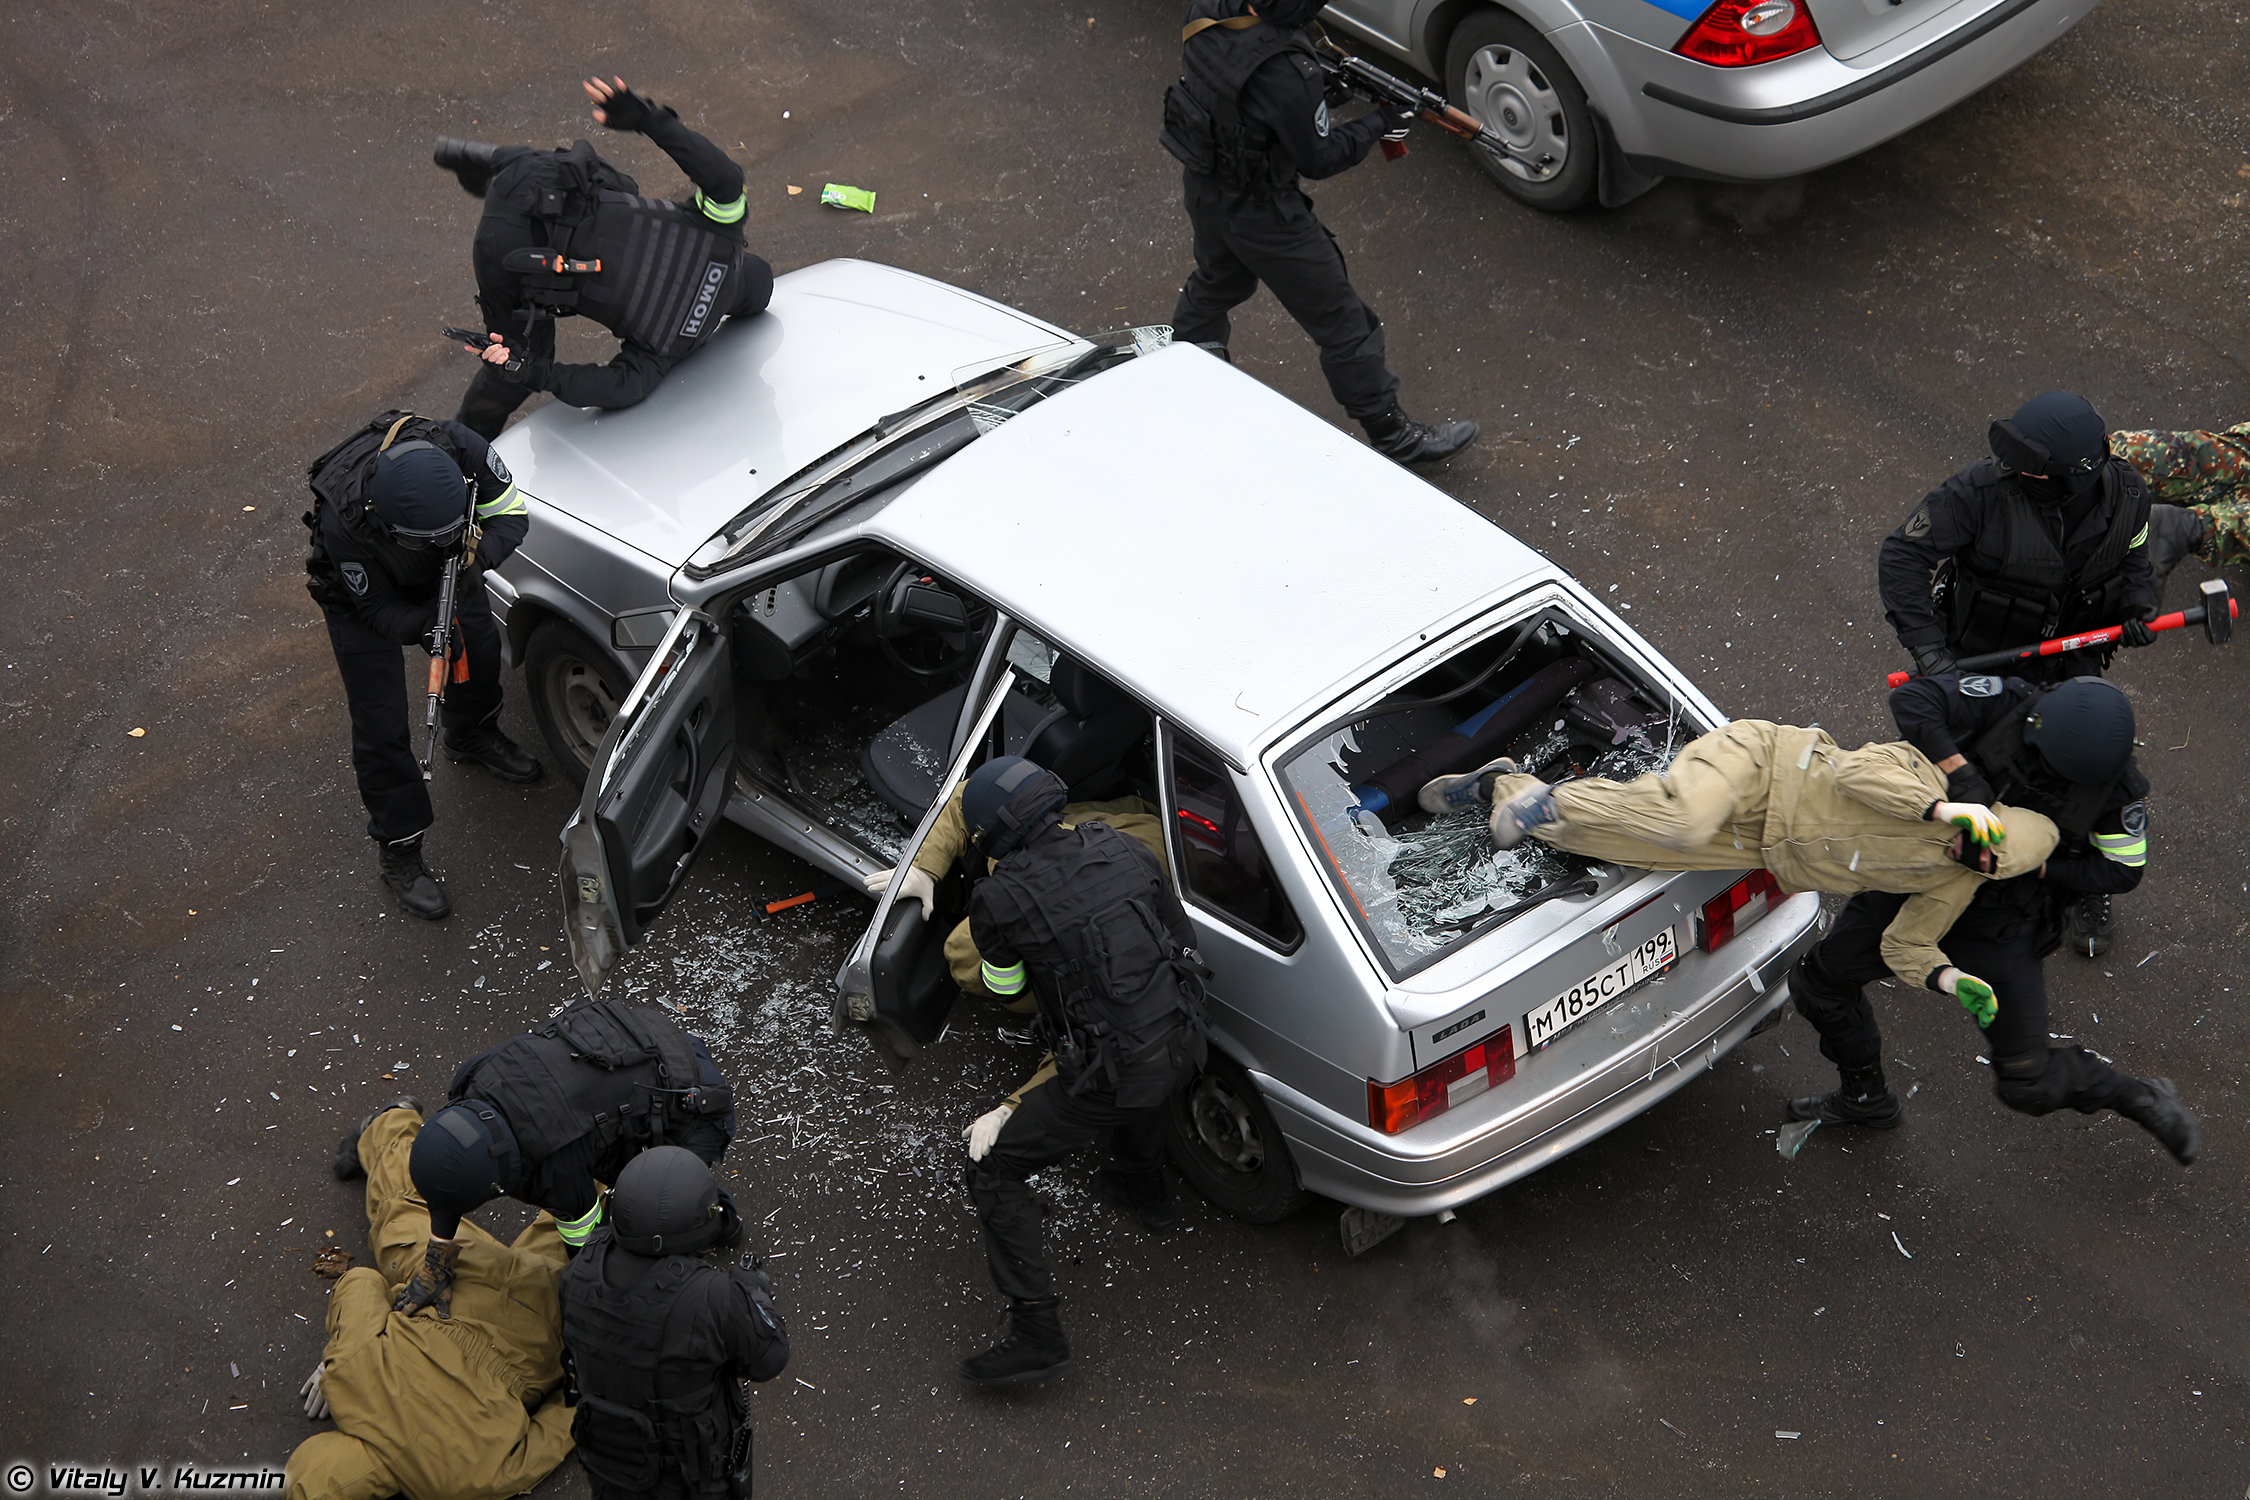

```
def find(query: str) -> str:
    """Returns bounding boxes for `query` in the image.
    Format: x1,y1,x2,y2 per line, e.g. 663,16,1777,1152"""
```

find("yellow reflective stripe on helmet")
982,960,1027,996
696,190,747,225
2091,831,2147,867
2129,523,2149,548
476,482,526,519
555,1196,606,1246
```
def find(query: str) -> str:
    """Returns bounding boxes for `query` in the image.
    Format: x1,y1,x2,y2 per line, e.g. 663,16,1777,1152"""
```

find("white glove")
300,1364,329,1420
1930,801,2005,847
870,865,935,921
964,1102,1015,1162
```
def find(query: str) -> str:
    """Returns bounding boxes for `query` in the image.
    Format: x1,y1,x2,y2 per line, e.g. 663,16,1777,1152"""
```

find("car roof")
866,343,1553,762
492,259,1076,567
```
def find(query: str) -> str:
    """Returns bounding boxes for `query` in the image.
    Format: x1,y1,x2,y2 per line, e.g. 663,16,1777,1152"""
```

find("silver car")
1319,0,2103,209
491,258,1821,1241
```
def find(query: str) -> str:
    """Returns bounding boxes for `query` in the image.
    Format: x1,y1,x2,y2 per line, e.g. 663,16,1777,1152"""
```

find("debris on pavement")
1777,1118,1820,1159
1775,1431,1801,1440
1892,1231,1913,1259
821,183,876,212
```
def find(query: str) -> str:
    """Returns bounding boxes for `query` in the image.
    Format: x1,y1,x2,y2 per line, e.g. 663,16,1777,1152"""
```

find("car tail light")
1367,1029,1517,1135
1673,0,1822,66
1697,869,1782,953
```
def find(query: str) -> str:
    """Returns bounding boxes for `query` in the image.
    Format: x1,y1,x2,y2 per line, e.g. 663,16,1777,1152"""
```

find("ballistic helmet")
368,440,471,551
961,756,1068,861
609,1146,732,1257
407,1101,520,1220
2023,677,2135,786
1989,391,2109,500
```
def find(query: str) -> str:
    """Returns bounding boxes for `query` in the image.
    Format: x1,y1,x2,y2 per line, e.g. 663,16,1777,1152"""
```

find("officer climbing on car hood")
950,757,1212,1386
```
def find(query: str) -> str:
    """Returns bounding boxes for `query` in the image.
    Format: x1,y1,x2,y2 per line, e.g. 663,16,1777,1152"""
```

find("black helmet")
368,440,471,551
961,756,1068,861
408,1101,520,1220
2023,677,2135,785
1989,391,2109,500
610,1146,731,1256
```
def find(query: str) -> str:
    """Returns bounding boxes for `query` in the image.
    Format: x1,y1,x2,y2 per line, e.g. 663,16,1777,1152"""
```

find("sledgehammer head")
2202,578,2234,645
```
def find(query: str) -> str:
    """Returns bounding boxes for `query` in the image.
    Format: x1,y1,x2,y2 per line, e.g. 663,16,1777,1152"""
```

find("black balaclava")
1989,391,2108,507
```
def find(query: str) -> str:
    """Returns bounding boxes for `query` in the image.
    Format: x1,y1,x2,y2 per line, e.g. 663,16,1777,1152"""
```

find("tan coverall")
285,1108,575,1500
911,782,1168,998
1487,720,2058,985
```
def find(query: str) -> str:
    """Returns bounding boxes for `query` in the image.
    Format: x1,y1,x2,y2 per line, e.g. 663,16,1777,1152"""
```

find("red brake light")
1367,1029,1517,1135
1673,0,1822,66
1697,868,1782,953
1176,808,1221,836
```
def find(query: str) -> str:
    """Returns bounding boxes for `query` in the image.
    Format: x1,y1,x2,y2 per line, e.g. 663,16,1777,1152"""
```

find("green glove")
1943,970,1997,1027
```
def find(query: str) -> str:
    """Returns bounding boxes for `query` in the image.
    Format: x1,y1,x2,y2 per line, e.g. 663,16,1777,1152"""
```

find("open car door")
561,610,735,998
835,668,1018,1069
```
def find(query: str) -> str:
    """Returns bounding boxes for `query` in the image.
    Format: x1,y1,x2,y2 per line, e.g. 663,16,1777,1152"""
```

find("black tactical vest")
301,411,453,606
979,823,1209,1107
1159,3,1311,191
448,1000,733,1167
561,1239,744,1496
1944,462,2144,656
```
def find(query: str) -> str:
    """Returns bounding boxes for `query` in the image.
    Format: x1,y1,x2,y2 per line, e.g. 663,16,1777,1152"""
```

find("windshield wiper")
1432,875,1599,936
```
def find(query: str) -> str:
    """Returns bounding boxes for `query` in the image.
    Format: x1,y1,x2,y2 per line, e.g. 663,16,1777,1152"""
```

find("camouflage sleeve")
2109,422,2250,506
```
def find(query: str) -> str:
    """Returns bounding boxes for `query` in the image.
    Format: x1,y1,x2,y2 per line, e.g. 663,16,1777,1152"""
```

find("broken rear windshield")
1278,612,1686,978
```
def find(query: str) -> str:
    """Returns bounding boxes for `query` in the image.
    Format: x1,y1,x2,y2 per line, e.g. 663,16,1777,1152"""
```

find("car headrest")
1050,656,1129,720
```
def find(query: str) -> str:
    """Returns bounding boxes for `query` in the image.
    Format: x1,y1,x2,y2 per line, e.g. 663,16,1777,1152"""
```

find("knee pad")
1992,1049,2078,1116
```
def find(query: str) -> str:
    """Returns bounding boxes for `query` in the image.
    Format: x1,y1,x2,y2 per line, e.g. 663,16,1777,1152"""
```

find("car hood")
489,258,1075,567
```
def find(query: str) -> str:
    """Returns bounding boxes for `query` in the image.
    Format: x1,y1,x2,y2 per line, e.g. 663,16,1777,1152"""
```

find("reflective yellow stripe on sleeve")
476,482,526,519
981,960,1027,996
556,1195,606,1247
696,190,747,225
2129,523,2149,548
2091,831,2147,867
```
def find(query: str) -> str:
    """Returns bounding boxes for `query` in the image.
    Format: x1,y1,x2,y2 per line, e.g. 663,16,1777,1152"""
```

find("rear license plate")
1525,926,1677,1050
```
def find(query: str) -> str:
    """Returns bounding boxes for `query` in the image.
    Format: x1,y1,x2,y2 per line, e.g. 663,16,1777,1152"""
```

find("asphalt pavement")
2,0,2245,1494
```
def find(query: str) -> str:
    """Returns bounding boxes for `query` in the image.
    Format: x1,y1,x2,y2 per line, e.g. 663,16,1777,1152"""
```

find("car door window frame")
1157,719,1305,955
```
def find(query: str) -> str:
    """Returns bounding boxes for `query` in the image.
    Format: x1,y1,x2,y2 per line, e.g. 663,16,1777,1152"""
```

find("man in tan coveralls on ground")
1422,720,2058,1025
285,1103,574,1500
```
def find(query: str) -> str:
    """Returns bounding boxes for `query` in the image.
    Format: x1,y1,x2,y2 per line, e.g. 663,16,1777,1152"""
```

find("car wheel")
1164,1052,1308,1224
524,619,630,787
1446,9,1599,212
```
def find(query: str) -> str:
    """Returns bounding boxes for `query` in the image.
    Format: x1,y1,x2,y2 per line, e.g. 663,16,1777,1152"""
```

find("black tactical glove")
2119,604,2158,648
1945,828,2000,877
1945,762,1996,808
1909,642,1958,678
595,85,661,134
392,1236,460,1319
1379,104,1415,142
420,618,454,657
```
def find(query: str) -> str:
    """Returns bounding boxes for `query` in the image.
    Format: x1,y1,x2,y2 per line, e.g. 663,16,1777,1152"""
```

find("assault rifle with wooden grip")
1312,35,1514,164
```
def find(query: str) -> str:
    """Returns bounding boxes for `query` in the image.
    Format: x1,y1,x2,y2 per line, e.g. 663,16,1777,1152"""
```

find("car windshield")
1277,611,1685,977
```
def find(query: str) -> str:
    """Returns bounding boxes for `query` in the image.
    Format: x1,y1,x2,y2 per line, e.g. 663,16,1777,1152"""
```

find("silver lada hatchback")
491,258,1821,1241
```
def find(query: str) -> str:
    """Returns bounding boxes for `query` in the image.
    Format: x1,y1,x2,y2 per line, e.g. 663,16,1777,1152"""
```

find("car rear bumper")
1264,892,1824,1217
1557,0,2102,182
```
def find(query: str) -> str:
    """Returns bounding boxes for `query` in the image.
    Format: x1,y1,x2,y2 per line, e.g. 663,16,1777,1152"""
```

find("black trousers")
1169,175,1399,422
966,1079,1167,1302
1793,888,2135,1116
321,587,504,843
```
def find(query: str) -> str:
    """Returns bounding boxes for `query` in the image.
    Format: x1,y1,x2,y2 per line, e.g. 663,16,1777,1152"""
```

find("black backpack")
300,410,426,606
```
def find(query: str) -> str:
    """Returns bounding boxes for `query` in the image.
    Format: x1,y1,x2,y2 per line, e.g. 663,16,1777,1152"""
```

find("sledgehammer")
1885,578,2236,687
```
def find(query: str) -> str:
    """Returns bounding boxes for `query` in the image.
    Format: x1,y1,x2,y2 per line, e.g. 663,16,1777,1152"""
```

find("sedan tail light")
1697,868,1782,953
1673,0,1823,66
1368,1030,1517,1135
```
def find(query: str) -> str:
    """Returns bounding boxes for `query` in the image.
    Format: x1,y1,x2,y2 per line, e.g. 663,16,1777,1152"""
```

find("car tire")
524,618,630,788
1445,9,1600,212
1164,1051,1308,1224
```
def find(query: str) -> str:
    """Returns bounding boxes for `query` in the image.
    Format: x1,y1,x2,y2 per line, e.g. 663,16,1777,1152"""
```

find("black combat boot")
2116,1077,2200,1166
960,1296,1072,1386
378,834,452,920
332,1096,426,1180
1363,405,1479,466
2143,504,2207,602
2065,893,2114,957
1787,1062,1903,1129
1097,1166,1179,1233
444,722,544,783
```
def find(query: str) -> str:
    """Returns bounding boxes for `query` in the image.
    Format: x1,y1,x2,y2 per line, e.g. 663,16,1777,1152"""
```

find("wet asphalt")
2,0,2246,1495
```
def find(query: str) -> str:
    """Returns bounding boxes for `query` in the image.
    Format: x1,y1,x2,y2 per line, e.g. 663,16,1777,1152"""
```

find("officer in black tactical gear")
1880,390,2159,683
303,411,541,919
1783,675,2198,1166
438,76,775,440
373,1000,738,1318
1160,0,1476,465
559,1147,788,1500
951,756,1211,1386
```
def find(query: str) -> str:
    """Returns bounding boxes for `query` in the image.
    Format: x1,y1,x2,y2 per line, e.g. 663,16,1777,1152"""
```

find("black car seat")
859,655,1149,818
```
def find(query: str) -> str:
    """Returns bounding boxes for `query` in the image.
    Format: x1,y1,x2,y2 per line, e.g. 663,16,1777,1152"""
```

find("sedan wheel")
524,619,630,787
1447,10,1600,211
1164,1053,1308,1224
